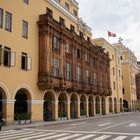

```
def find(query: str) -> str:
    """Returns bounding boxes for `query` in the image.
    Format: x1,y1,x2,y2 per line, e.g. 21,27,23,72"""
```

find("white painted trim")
27,100,44,104
1,99,16,103
47,0,78,23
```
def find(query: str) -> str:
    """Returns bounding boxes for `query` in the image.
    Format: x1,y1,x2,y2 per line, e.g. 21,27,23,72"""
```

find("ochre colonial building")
1,0,111,123
113,43,138,111
92,38,123,114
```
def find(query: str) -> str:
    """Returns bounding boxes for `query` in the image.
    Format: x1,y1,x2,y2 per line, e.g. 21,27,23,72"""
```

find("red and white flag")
108,31,116,37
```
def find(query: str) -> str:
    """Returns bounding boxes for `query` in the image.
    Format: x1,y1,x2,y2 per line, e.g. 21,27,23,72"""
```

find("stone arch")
70,93,78,119
58,92,68,118
109,97,113,113
95,96,100,114
80,94,87,116
88,95,94,117
114,98,117,113
43,90,56,121
101,97,106,115
13,84,34,100
14,88,32,120
0,82,10,100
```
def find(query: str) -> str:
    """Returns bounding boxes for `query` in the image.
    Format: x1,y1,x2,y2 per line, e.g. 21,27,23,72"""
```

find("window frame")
0,8,3,28
3,47,11,67
5,11,12,32
22,20,28,39
65,2,69,11
23,0,29,4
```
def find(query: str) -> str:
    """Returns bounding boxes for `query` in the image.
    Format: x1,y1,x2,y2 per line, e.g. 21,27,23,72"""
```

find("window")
113,81,116,90
5,11,12,32
113,67,115,76
0,46,15,67
59,17,65,25
76,66,81,82
23,0,29,4
79,31,83,37
65,43,71,54
3,47,10,66
85,52,88,62
70,24,75,32
46,8,53,18
21,52,32,70
0,45,2,65
56,0,60,3
93,72,97,85
65,2,69,10
76,48,81,59
119,70,121,78
22,20,28,39
52,36,60,50
66,63,71,80
93,57,96,66
112,55,114,60
52,58,59,77
86,70,90,84
0,8,3,28
87,37,90,42
73,10,77,17
122,87,125,94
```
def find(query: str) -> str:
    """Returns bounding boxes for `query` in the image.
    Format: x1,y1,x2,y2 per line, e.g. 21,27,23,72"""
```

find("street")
1,112,140,140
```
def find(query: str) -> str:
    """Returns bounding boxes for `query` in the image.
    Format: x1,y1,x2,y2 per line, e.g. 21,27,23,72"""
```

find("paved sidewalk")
1,112,134,131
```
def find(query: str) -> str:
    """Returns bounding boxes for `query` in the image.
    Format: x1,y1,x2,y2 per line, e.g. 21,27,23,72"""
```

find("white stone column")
2,99,16,123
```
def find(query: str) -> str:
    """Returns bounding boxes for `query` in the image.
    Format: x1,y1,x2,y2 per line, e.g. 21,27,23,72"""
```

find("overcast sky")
78,0,140,60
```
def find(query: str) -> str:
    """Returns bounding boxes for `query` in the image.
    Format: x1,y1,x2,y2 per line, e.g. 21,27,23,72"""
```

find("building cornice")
46,0,78,23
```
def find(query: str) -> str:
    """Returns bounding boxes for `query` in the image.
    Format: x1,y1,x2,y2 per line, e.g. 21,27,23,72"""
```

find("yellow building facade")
113,43,138,111
0,0,112,123
92,38,123,114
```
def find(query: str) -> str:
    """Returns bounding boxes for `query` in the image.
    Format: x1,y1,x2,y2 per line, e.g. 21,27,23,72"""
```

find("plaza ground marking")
56,134,82,140
92,135,111,140
127,122,137,127
94,131,140,136
20,133,55,140
0,131,46,140
74,134,96,140
0,130,38,139
98,123,111,126
71,122,86,126
131,137,140,140
112,136,127,140
92,120,134,132
60,121,110,130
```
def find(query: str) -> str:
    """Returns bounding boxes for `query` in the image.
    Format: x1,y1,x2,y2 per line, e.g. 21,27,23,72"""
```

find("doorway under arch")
70,94,78,119
43,91,55,121
14,88,32,120
109,97,113,113
120,98,123,112
80,94,87,116
58,93,68,118
88,95,94,117
101,97,106,115
95,96,100,114
114,98,117,113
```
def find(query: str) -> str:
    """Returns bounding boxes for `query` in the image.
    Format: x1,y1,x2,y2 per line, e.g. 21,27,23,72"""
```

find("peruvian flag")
108,31,116,37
